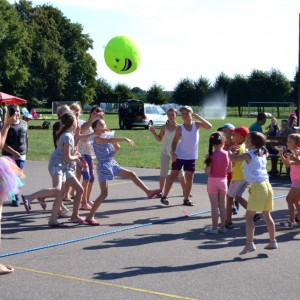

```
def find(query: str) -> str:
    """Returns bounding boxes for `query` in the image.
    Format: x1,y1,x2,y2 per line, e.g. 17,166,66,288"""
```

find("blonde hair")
70,103,82,114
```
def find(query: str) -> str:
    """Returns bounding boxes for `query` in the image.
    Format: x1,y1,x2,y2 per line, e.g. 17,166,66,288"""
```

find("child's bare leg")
0,202,14,274
86,181,94,205
239,210,257,254
262,211,276,241
245,210,256,243
159,176,166,192
218,193,227,230
163,170,180,197
235,196,248,209
48,175,64,225
226,195,234,222
24,188,56,205
286,189,297,222
208,194,219,230
86,181,108,221
69,177,84,220
183,171,194,200
179,175,186,194
116,168,159,197
81,179,89,206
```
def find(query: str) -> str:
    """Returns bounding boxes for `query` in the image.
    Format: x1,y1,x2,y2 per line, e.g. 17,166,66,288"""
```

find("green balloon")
104,35,140,74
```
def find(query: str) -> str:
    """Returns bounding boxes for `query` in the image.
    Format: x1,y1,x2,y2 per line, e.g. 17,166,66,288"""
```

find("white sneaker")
239,242,256,255
218,228,227,233
203,227,219,234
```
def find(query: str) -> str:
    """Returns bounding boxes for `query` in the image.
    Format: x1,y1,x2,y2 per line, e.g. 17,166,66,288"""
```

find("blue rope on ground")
0,195,287,258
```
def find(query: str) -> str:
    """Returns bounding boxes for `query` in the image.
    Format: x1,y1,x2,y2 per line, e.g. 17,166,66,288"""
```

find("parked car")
118,100,168,129
248,112,272,117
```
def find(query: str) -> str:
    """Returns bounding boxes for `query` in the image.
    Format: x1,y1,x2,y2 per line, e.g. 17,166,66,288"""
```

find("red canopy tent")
0,92,27,105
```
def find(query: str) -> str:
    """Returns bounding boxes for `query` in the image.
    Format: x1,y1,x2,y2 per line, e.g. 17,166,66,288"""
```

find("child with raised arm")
228,131,277,255
204,132,230,234
160,106,212,206
278,133,300,227
22,112,84,226
84,119,160,225
226,126,260,229
0,112,23,275
149,108,186,196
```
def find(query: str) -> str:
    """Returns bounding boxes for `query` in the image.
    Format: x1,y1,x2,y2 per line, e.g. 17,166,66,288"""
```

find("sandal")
279,220,297,228
84,219,100,226
160,196,169,205
183,199,195,206
21,195,30,214
68,217,85,223
148,189,162,199
37,198,47,210
80,204,92,210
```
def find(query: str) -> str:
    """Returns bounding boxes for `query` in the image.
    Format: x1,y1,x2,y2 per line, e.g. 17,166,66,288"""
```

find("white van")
119,100,168,129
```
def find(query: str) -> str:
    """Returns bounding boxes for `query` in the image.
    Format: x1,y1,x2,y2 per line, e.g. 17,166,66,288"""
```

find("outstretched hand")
149,125,155,133
126,139,135,147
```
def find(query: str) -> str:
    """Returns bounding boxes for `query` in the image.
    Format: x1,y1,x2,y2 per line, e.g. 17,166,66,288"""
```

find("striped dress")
92,134,121,182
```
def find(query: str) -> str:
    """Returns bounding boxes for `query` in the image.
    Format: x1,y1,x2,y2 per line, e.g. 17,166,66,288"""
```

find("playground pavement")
0,161,299,300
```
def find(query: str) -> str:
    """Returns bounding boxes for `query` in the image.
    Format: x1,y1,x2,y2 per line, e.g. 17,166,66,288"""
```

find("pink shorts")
291,180,300,189
207,177,227,194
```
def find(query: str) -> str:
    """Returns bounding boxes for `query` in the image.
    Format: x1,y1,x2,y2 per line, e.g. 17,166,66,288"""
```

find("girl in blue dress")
84,119,160,225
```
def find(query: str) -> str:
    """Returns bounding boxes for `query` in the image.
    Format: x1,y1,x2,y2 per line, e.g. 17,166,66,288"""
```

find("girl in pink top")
278,133,300,227
204,132,230,234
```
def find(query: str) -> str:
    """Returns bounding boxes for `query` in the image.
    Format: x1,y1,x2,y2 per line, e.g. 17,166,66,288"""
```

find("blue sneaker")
232,208,238,215
234,200,240,211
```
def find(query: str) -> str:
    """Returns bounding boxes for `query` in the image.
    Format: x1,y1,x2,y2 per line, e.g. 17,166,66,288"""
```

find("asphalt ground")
0,161,299,300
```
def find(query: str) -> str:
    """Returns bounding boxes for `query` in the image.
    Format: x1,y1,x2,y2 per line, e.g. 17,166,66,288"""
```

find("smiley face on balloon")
104,35,140,75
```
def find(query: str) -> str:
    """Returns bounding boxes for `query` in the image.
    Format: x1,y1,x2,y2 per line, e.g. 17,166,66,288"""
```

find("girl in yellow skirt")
228,131,277,255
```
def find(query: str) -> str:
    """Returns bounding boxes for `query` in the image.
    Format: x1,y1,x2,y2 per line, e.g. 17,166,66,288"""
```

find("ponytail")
56,113,75,143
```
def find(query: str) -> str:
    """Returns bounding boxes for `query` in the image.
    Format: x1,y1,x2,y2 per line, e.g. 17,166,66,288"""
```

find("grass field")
27,114,275,170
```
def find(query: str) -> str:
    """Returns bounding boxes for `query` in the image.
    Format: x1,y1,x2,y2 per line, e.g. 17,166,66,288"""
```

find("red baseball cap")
233,126,250,138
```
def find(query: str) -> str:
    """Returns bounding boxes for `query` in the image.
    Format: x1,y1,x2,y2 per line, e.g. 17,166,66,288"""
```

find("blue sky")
8,0,300,91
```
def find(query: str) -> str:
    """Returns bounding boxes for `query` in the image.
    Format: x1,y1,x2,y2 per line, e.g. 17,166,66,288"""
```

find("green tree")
0,0,30,95
13,0,97,105
95,78,115,104
172,78,196,105
228,74,249,116
114,83,134,101
268,69,292,102
213,72,231,93
131,87,146,101
194,76,211,106
146,83,168,105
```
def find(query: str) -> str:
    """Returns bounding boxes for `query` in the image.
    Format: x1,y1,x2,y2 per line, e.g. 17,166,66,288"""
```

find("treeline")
0,0,298,110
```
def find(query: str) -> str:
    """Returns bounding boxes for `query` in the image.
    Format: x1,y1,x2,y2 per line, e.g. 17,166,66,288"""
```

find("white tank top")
176,122,199,160
243,149,269,183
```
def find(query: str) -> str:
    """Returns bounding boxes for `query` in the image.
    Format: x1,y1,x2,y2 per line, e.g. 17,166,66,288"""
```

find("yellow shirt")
232,143,246,180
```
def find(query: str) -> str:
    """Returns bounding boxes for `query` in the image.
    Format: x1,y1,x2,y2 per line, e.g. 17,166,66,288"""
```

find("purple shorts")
171,159,196,173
